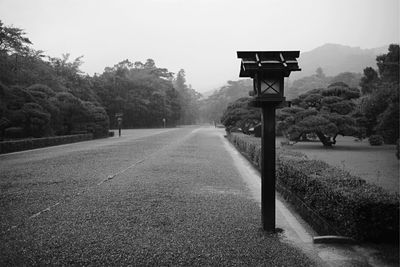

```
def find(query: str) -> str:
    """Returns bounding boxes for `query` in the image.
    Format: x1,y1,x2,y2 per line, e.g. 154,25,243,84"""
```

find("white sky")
0,0,398,93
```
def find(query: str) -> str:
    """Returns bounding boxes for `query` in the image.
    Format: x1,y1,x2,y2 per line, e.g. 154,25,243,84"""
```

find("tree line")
200,70,364,126
0,21,200,140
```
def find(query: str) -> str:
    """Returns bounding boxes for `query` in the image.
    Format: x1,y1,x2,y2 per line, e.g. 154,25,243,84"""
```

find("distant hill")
284,43,390,99
290,43,388,81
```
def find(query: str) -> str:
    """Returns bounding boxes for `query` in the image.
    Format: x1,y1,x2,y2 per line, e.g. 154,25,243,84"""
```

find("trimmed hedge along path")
228,133,399,243
0,133,93,154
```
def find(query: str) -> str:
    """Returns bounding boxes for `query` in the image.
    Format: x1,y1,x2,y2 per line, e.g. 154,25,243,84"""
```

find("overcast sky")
0,0,398,93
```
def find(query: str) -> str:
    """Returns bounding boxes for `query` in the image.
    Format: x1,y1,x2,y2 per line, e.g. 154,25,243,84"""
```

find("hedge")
228,132,399,242
0,133,93,154
368,135,384,146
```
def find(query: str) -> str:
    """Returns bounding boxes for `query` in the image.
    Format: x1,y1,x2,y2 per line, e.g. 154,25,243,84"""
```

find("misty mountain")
285,43,389,99
289,43,388,81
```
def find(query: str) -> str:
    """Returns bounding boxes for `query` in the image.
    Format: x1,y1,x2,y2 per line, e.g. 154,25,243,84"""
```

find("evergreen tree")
360,44,399,143
277,83,362,147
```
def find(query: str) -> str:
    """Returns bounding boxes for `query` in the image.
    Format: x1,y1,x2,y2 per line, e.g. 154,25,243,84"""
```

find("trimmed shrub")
276,156,398,242
4,127,25,139
369,135,384,146
0,133,93,154
22,102,51,137
227,132,399,242
82,101,109,138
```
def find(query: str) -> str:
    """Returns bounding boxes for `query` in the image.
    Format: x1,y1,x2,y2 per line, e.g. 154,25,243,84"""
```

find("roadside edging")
0,133,94,154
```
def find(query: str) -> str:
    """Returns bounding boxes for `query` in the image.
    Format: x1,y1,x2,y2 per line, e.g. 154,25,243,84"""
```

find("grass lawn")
278,136,399,194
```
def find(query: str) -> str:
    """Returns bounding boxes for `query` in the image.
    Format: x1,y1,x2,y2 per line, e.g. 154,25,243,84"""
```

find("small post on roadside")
162,118,166,128
237,51,301,231
115,113,123,137
117,117,122,137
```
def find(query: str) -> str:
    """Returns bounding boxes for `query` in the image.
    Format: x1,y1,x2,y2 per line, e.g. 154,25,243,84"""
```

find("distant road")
0,127,314,266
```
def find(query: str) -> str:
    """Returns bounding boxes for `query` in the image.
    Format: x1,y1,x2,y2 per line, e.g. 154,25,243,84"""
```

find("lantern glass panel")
260,79,281,95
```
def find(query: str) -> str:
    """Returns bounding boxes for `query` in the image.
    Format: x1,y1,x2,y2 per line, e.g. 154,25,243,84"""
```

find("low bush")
228,132,399,242
4,127,25,139
368,135,384,146
0,133,93,154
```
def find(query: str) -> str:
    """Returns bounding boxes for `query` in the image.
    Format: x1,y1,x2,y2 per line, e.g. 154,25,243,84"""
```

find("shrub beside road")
228,132,399,243
0,133,94,154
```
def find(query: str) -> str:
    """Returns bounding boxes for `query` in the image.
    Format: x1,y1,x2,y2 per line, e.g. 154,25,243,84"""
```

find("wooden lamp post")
237,51,301,231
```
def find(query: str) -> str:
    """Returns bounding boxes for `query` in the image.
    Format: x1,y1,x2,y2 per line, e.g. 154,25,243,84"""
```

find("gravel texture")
0,127,316,266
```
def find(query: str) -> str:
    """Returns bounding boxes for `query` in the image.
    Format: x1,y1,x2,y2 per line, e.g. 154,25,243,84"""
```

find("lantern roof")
237,51,301,78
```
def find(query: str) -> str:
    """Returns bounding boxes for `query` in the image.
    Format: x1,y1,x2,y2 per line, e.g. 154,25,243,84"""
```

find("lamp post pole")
261,104,277,231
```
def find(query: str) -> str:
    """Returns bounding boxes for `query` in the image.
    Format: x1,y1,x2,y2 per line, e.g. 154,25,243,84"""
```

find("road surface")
0,127,315,266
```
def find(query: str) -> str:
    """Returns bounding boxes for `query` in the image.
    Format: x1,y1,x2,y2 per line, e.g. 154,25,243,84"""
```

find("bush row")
0,133,93,154
228,133,399,242
368,135,384,146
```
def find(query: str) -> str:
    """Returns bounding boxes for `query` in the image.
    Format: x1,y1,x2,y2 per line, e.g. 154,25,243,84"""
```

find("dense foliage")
0,21,109,139
359,44,399,144
368,135,384,146
0,20,201,140
228,133,399,242
220,97,260,133
0,83,109,138
92,59,183,128
220,81,363,146
277,82,362,146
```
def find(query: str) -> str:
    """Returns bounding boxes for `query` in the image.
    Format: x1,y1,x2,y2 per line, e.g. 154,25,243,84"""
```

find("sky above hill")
0,0,398,93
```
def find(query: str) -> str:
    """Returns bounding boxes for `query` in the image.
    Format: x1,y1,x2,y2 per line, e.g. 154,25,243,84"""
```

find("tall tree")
376,44,399,84
173,69,201,125
360,44,399,143
359,67,380,95
0,20,32,55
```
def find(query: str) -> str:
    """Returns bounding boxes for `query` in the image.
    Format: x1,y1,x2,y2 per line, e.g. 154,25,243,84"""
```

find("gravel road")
0,126,316,266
